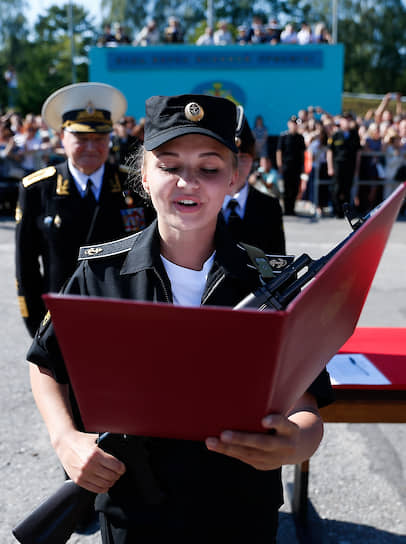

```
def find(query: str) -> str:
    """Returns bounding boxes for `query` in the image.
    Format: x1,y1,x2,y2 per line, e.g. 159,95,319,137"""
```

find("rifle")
235,203,366,312
12,432,164,544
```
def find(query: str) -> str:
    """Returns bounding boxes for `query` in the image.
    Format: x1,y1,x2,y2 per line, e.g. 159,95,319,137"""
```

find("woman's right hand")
55,429,126,493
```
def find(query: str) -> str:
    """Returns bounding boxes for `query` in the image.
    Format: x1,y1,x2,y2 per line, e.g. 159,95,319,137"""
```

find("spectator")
133,19,160,46
4,65,18,110
163,16,184,43
280,23,297,44
297,22,313,45
16,120,44,175
131,117,145,144
382,129,405,199
326,112,362,217
247,15,264,42
250,156,281,199
313,22,333,44
398,117,406,150
276,115,306,215
303,123,331,213
252,115,268,159
110,117,142,166
97,23,117,47
196,26,214,45
0,121,23,178
365,93,400,136
250,24,267,44
265,19,282,44
213,20,233,45
236,25,249,45
112,22,131,45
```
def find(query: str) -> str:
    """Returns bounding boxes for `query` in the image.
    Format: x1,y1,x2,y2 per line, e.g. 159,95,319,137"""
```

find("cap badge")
86,101,95,114
184,102,204,122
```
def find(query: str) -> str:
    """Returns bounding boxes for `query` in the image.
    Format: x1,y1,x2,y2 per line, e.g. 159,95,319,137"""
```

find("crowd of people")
2,91,406,217
247,92,406,217
97,16,333,47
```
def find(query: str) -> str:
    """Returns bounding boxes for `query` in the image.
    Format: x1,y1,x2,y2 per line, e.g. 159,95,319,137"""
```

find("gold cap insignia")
184,102,204,122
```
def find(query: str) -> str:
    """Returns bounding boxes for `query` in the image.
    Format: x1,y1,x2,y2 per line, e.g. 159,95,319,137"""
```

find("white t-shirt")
161,253,215,307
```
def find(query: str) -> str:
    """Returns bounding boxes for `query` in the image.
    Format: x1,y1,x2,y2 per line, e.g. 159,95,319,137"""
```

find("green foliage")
0,3,97,114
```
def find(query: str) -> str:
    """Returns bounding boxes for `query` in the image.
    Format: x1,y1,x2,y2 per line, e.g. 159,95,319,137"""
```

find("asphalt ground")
0,209,405,544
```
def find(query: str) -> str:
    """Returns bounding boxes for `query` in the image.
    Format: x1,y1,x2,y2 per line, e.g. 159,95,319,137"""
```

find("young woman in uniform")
27,94,332,543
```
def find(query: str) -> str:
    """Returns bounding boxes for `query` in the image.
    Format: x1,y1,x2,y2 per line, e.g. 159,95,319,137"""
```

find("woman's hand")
55,429,126,494
205,393,324,471
205,414,301,471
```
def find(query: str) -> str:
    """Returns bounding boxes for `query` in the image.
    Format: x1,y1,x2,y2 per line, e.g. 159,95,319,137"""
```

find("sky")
26,0,102,27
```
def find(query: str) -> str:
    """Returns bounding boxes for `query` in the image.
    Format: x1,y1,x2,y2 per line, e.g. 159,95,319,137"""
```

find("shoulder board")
22,166,57,188
78,231,142,261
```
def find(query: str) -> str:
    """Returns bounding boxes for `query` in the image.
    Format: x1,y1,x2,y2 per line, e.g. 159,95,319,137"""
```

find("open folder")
44,183,406,441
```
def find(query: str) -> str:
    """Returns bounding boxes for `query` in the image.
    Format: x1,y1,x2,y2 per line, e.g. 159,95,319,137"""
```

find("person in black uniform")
276,115,306,215
26,94,333,544
15,82,155,337
327,112,361,217
222,107,286,255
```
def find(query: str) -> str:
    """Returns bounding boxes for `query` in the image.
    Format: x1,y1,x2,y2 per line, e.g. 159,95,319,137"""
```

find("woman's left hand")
205,414,300,471
205,393,324,471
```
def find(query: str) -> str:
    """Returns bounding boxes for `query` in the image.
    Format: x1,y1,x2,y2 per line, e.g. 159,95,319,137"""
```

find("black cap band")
144,94,238,153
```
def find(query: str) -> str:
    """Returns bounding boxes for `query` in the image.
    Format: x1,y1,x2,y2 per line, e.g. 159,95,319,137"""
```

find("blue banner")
106,47,323,71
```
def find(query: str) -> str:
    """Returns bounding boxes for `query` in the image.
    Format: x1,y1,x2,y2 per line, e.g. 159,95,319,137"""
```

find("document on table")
326,353,391,385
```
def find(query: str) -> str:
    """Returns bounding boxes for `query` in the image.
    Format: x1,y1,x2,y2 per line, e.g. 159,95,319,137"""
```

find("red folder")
44,183,406,441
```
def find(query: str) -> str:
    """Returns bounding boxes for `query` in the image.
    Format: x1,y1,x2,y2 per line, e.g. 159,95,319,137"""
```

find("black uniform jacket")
15,161,155,337
223,184,286,255
328,129,361,165
27,220,333,529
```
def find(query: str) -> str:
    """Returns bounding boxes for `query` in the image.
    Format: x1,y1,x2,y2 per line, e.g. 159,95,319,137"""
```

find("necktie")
227,199,241,222
84,179,96,205
226,199,243,238
82,179,97,216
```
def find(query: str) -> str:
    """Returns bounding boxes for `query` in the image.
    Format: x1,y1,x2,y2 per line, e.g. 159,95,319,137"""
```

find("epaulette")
22,166,57,188
78,231,142,261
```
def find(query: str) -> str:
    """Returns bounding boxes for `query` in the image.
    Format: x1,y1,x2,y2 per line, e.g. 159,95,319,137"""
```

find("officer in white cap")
15,82,155,337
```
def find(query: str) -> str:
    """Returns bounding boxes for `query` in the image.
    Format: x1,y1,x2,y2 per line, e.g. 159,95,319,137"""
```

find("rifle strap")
239,242,275,281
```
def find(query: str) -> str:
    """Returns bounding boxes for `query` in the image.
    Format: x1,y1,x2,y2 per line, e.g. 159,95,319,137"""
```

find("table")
291,327,406,528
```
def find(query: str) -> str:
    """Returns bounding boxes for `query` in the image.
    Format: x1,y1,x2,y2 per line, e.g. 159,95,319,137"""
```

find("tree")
337,0,406,93
11,3,97,114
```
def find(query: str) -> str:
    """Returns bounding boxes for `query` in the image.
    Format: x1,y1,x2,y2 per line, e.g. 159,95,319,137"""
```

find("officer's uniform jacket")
27,220,333,528
223,185,286,255
15,160,155,336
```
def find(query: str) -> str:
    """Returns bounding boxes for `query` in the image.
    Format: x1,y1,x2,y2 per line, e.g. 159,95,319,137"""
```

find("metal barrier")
307,149,405,220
